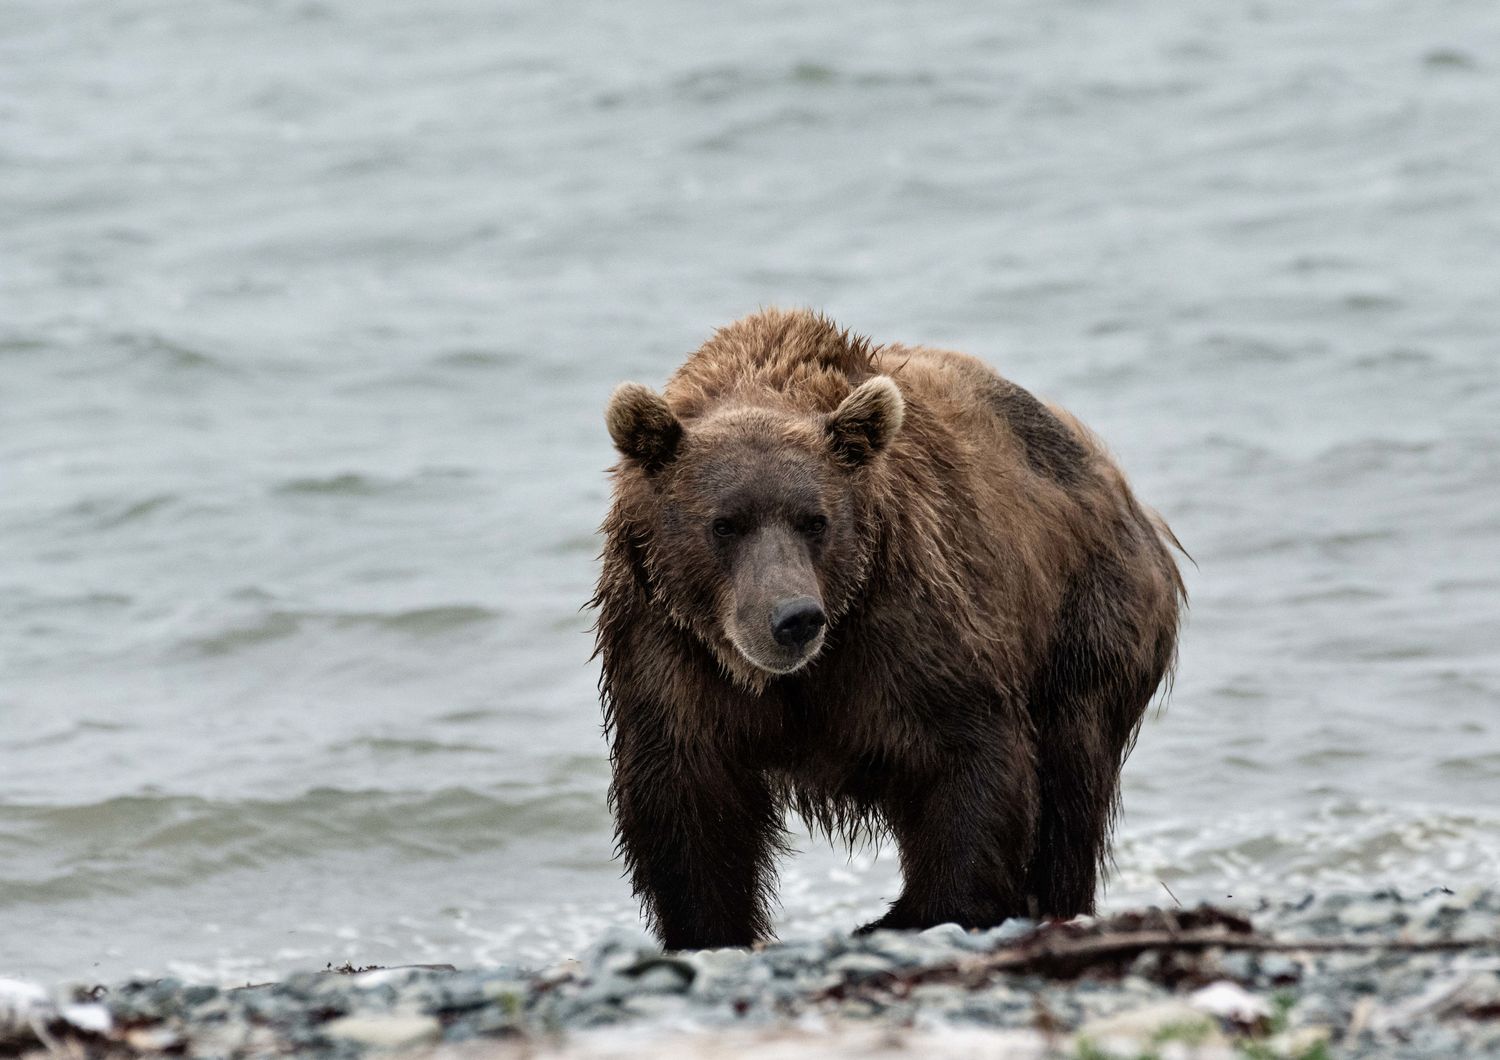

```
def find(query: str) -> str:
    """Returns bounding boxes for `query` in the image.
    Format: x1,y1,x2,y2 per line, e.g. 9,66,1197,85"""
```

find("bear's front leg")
860,748,1039,933
610,713,781,950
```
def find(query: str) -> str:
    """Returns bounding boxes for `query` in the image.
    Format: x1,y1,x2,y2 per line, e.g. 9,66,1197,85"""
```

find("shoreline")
4,888,1497,1058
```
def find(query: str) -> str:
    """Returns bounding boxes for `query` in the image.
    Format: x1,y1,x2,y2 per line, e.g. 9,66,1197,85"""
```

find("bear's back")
872,342,1102,493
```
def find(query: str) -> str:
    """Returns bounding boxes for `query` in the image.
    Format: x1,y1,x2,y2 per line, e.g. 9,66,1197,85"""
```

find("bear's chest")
754,669,931,770
750,656,1017,783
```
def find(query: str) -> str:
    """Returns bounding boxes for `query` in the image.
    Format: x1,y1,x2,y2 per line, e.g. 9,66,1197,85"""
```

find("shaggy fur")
591,308,1185,950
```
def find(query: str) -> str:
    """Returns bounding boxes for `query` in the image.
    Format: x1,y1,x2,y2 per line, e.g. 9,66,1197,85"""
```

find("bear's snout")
771,596,826,649
724,524,828,674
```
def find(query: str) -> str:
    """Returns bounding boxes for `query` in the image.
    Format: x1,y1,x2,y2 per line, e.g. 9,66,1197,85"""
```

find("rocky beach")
5,888,1497,1059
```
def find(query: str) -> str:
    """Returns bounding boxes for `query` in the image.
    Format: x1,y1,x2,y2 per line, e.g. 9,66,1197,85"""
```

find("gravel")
4,887,1497,1058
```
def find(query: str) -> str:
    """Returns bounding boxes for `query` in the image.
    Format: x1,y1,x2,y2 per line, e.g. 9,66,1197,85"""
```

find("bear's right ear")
605,382,683,470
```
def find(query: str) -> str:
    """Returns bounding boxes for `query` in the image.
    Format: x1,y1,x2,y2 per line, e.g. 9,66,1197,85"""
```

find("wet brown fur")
591,308,1186,949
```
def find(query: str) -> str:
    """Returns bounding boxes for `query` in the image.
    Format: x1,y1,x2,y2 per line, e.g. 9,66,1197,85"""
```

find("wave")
0,785,610,908
2,718,133,753
69,331,244,376
271,467,474,497
181,604,502,657
428,348,523,371
1109,799,1500,905
652,62,932,108
52,493,178,533
330,736,500,757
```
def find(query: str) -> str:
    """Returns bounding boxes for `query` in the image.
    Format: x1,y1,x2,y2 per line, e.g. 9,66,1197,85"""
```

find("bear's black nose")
771,597,826,649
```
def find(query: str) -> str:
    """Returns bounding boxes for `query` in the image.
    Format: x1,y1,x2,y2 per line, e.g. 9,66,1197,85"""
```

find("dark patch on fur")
988,379,1091,486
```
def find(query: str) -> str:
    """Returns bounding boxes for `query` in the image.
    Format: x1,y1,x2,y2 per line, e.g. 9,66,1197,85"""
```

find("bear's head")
605,375,904,684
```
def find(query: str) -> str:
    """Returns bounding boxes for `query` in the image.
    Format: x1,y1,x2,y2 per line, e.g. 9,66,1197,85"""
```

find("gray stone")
1077,1000,1224,1050
1340,900,1399,930
1266,1026,1333,1056
827,952,895,979
181,984,219,1007
856,935,930,968
1219,950,1258,981
570,972,635,1010
1289,992,1340,1028
981,918,1039,944
323,1012,443,1050
585,926,660,971
917,923,972,952
1259,953,1301,983
620,993,693,1020
839,998,884,1019
58,1002,112,1035
1190,980,1271,1025
907,983,967,1015
762,941,829,975
628,961,695,995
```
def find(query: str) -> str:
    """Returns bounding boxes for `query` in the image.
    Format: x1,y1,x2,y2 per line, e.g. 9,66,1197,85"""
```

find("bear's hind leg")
1023,708,1119,918
1024,549,1174,918
858,747,1038,933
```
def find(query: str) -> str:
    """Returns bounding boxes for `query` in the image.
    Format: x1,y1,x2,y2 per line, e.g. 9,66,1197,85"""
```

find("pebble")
1290,992,1339,1028
1076,999,1223,1046
1268,1025,1333,1055
1259,953,1301,983
58,1002,112,1034
1189,980,1271,1025
825,952,894,979
323,1013,442,1049
123,1027,186,1053
1340,901,1400,930
627,962,695,995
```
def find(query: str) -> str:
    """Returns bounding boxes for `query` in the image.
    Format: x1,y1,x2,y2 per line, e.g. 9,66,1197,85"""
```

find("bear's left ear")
605,382,683,471
825,375,904,468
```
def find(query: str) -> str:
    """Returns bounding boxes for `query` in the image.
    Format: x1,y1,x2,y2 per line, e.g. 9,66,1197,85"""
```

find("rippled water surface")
4,0,1499,984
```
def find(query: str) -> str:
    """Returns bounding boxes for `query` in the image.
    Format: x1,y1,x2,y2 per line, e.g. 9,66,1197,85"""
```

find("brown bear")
592,308,1184,950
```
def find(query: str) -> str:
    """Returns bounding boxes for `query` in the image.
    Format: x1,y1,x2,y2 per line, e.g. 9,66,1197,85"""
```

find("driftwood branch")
817,906,1500,999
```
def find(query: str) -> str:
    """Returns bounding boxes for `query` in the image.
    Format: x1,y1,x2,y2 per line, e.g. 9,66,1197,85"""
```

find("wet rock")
1267,1025,1333,1056
1258,953,1301,984
585,926,660,969
1219,950,1258,981
1340,901,1401,930
1289,992,1340,1028
979,918,1039,945
1077,999,1224,1049
826,952,895,980
838,998,884,1019
180,983,219,1007
620,993,692,1021
907,982,967,1015
760,940,829,978
58,1001,112,1034
123,1025,185,1052
1189,980,1271,1026
916,922,995,956
624,958,696,995
854,933,931,969
323,1012,442,1049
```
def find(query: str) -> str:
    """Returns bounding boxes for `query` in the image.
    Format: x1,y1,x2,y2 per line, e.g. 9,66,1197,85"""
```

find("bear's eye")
711,518,736,539
802,515,828,537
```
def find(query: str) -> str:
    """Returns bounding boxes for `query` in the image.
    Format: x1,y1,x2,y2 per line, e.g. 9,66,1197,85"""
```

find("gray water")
4,0,1499,986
